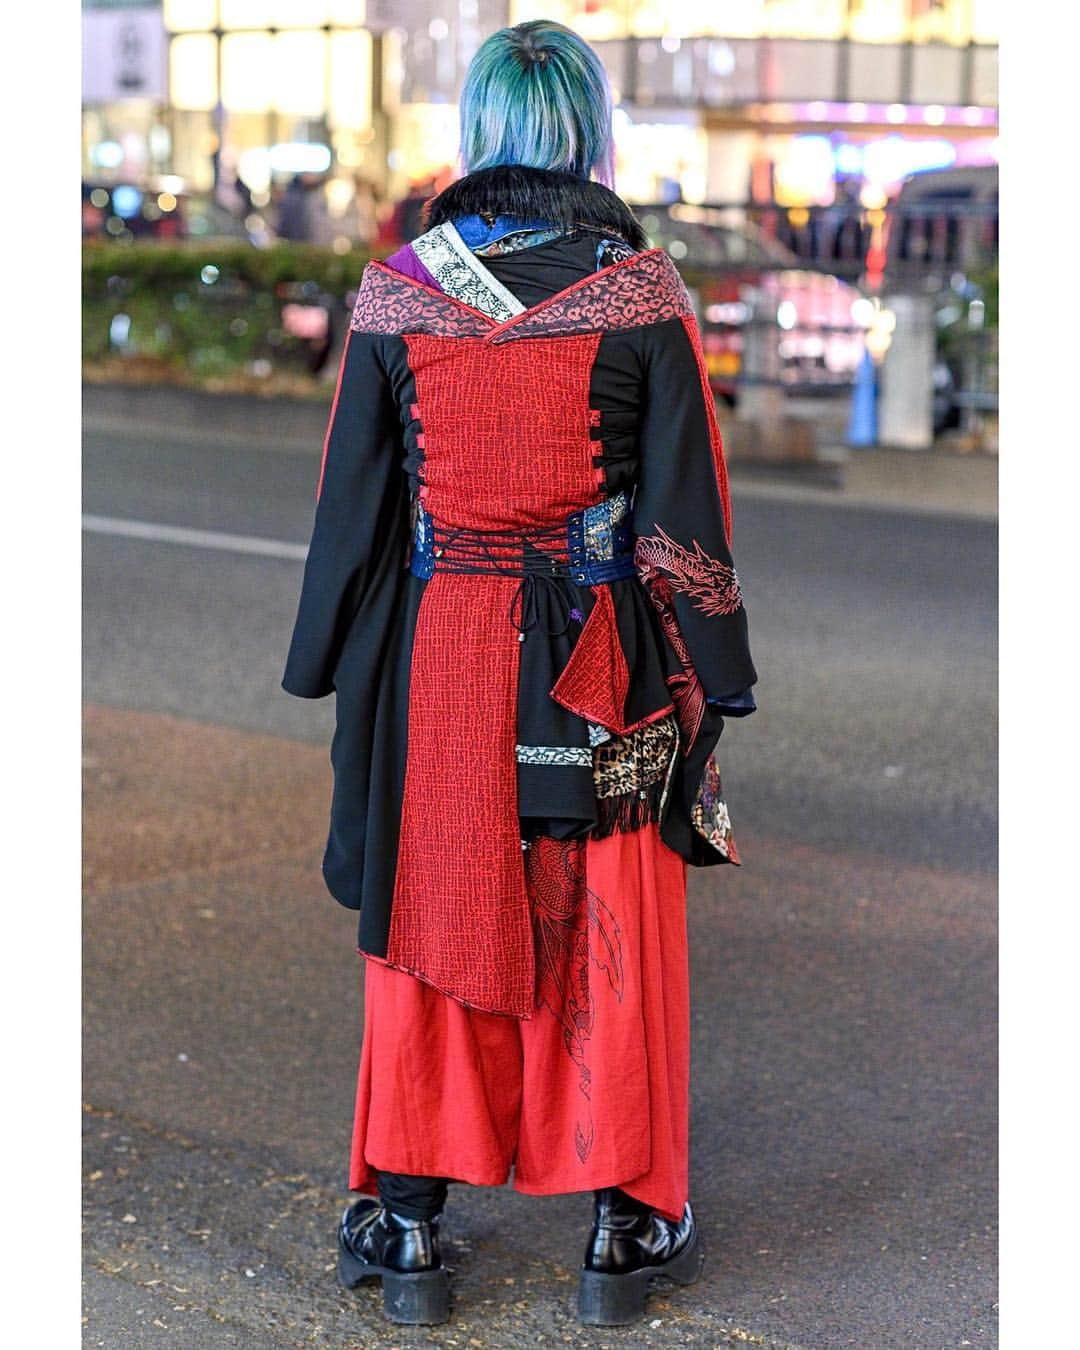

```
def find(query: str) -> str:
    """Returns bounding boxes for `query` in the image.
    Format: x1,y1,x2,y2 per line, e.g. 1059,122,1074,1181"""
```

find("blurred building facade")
82,0,999,220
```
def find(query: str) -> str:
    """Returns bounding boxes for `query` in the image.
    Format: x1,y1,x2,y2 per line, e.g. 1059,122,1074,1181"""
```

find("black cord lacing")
427,522,578,638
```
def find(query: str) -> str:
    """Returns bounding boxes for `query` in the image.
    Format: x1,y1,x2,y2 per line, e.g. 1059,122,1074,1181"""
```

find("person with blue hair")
284,18,757,1329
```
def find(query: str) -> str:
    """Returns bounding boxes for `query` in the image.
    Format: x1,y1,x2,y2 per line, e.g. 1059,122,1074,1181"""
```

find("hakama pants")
348,823,690,1222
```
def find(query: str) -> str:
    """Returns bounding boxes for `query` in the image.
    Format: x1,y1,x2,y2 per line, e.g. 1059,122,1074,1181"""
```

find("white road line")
83,415,318,456
82,514,308,561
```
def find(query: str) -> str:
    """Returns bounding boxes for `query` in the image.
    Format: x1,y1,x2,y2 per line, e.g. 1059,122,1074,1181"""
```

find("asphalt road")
82,411,997,1348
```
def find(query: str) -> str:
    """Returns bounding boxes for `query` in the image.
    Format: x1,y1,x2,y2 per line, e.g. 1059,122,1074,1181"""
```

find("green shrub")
82,240,372,391
82,239,731,393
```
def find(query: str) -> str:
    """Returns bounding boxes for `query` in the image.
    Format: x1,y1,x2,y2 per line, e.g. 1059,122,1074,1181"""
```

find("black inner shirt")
478,230,621,310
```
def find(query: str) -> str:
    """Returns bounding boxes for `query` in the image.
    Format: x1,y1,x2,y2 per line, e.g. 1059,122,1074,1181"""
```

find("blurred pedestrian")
283,17,757,1330
276,172,315,241
830,177,866,265
308,176,336,248
390,174,438,246
350,174,380,248
213,147,253,222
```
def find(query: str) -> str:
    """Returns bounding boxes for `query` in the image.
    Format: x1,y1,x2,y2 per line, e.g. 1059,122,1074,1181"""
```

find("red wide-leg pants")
348,824,690,1222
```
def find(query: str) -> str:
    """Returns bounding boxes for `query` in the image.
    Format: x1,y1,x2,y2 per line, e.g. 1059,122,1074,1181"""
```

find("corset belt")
409,492,638,636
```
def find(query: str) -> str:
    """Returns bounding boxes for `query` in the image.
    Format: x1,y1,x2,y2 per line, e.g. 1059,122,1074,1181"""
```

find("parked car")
82,180,253,243
638,203,868,403
883,164,998,290
881,166,998,433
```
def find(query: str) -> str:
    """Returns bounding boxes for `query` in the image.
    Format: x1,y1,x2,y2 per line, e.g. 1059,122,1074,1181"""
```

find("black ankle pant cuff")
376,1170,449,1221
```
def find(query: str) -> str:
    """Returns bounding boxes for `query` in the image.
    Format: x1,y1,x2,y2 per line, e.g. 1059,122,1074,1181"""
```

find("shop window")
273,31,329,116
220,1,324,27
329,30,373,129
217,0,364,25
329,1,367,22
766,1,846,40
910,0,975,46
170,31,218,111
221,32,274,113
164,0,216,32
972,0,1000,42
848,0,908,44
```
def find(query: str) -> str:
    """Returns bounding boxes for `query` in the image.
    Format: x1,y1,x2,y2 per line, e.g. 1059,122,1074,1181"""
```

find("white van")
885,164,998,287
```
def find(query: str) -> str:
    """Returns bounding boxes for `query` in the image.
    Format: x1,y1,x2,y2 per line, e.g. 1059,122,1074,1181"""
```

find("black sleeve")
633,315,757,708
282,329,408,699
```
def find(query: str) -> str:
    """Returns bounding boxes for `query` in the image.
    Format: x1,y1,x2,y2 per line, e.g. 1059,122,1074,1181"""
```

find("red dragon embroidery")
634,526,741,751
636,572,706,750
528,838,624,1165
633,524,743,617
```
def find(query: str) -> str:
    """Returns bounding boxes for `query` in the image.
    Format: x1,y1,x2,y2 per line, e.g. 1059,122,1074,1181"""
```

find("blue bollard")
846,347,878,448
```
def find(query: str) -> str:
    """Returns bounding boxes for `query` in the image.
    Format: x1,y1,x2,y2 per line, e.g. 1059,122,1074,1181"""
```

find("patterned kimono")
284,171,757,1221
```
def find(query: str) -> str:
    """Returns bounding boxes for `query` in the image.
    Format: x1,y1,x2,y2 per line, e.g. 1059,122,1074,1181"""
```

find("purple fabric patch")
385,243,441,292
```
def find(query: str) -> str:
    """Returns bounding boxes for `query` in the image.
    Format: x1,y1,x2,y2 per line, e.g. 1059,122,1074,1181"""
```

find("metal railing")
632,197,998,287
629,197,997,429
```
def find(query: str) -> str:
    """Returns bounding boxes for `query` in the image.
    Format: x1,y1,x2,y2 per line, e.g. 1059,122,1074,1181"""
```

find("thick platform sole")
338,1242,451,1325
577,1228,703,1327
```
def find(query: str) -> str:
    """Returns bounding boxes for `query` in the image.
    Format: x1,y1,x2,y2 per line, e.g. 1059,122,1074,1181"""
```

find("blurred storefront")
82,1,170,185
510,1,999,206
82,0,999,226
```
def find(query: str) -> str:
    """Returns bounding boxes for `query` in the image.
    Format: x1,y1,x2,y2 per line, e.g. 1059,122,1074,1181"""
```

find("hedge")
83,239,995,398
82,240,374,393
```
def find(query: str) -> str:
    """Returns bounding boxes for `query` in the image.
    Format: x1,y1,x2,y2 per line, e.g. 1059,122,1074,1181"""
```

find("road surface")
83,409,996,1348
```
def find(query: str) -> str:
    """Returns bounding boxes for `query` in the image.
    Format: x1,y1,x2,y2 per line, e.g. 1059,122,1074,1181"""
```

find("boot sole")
577,1228,704,1327
338,1239,451,1325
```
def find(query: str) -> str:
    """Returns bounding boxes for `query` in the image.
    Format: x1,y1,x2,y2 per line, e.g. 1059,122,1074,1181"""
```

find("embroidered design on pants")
528,838,624,1164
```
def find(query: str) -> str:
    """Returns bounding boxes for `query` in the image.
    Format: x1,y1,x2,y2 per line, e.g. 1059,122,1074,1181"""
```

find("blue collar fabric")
452,212,558,249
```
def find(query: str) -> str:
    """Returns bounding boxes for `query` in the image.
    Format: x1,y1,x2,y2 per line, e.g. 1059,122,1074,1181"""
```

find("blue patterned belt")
410,491,636,586
409,492,637,635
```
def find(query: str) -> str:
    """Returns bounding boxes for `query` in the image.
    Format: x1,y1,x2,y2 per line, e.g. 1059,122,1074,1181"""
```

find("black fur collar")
423,166,649,251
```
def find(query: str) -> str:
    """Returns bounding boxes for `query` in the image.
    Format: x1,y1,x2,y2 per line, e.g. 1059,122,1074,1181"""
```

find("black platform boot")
578,1187,703,1326
337,1198,450,1325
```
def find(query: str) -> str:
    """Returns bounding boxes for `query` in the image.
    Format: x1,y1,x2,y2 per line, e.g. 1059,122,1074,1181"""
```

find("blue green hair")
459,20,615,186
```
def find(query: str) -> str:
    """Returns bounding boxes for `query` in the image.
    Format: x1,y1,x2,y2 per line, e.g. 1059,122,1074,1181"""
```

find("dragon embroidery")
635,570,706,750
634,524,743,617
634,526,743,751
528,838,624,1164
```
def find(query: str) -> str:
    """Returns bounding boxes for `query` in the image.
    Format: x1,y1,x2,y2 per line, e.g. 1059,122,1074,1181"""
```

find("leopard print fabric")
593,716,678,803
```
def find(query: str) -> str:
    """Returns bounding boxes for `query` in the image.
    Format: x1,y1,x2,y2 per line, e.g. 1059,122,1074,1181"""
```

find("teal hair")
459,20,615,186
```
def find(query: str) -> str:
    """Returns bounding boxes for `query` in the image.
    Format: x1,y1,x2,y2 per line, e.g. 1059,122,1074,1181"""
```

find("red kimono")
284,177,756,1222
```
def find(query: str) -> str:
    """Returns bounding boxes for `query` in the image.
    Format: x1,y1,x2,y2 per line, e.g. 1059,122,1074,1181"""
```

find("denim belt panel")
409,491,637,588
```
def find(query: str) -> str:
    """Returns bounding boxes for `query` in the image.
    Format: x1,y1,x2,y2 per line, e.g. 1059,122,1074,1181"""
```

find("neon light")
862,136,957,187
268,142,333,174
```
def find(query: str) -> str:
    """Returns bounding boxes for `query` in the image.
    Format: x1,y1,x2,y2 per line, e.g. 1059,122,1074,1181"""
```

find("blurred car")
637,203,867,403
881,166,998,433
884,164,998,291
82,180,254,243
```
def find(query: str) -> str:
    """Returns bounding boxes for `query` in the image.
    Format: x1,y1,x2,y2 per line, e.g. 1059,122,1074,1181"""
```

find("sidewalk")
730,445,997,521
84,382,998,523
83,702,805,1349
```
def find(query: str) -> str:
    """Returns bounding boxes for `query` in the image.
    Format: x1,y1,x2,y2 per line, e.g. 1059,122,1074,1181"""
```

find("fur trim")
424,166,649,251
589,774,669,841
